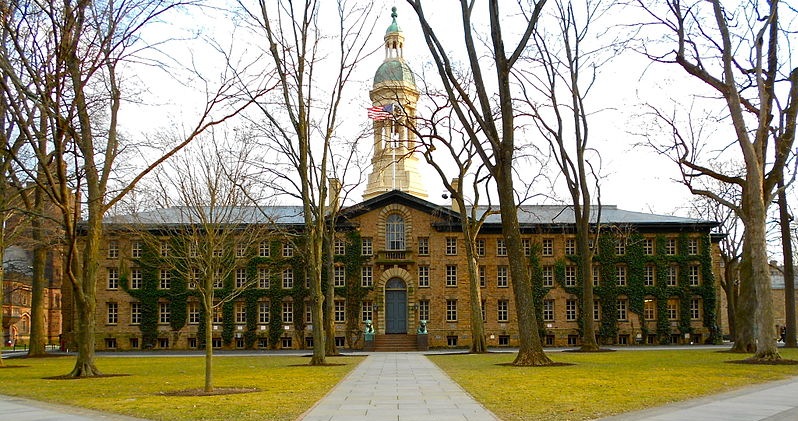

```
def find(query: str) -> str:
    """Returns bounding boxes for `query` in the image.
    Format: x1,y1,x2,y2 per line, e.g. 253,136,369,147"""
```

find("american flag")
367,104,394,120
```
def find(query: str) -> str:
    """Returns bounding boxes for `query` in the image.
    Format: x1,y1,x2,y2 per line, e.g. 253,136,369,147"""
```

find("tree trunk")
308,228,326,365
324,235,338,356
67,291,101,376
27,245,47,356
496,171,552,366
463,233,486,353
777,180,796,348
730,255,756,352
0,232,5,367
577,225,599,351
204,296,214,392
722,259,739,341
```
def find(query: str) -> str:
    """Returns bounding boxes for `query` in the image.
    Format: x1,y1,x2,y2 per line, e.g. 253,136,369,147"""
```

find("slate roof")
104,206,305,227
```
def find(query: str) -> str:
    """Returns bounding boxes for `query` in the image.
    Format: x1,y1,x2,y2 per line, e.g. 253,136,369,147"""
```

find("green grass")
0,355,362,421
429,348,798,421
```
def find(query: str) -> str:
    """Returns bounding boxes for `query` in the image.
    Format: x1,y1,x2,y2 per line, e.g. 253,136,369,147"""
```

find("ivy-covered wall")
533,232,720,345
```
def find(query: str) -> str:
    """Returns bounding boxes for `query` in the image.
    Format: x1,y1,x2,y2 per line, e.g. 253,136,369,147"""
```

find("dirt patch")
288,363,347,367
43,374,131,380
562,348,616,353
495,362,574,367
159,387,260,397
0,365,29,369
727,359,798,366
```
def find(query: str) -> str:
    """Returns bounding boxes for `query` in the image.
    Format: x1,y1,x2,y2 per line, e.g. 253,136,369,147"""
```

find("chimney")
328,178,341,213
450,178,460,213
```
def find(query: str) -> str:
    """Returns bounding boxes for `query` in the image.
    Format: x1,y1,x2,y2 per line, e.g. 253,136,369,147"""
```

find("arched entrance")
385,278,407,334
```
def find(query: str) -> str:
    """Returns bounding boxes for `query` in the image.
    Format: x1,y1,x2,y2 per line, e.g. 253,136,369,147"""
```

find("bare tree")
407,0,554,365
776,175,796,347
0,0,256,376
522,0,614,351
236,0,378,365
635,0,797,360
125,141,268,393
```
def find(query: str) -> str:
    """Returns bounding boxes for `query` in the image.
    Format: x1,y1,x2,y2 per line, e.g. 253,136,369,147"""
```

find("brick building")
79,10,723,351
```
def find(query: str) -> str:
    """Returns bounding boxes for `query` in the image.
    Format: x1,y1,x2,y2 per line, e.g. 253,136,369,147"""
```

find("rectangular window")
445,237,457,255
160,241,169,257
418,265,430,287
259,301,270,323
592,265,601,286
334,238,346,255
187,267,199,289
446,265,457,287
667,299,679,320
188,302,200,324
479,266,486,288
130,302,141,324
235,268,247,288
643,238,654,255
334,300,345,322
235,301,246,324
159,302,170,324
333,265,346,287
496,239,507,256
666,238,677,255
496,265,509,287
566,299,577,321
418,300,430,322
542,265,554,287
644,299,656,320
617,299,628,320
258,267,270,289
688,238,699,255
362,237,373,256
542,238,554,256
108,240,119,259
616,265,627,286
282,301,293,323
282,268,294,289
446,300,457,322
475,239,486,257
481,300,486,322
188,241,198,258
236,242,247,258
213,269,223,289
417,237,429,256
565,265,577,287
283,242,294,257
212,246,223,257
615,238,626,255
107,268,119,290
304,304,311,324
259,241,270,257
159,269,171,289
593,300,600,321
107,302,118,324
543,299,554,321
522,238,532,256
361,266,373,287
497,300,509,322
688,264,701,286
691,298,702,319
644,265,655,286
361,301,373,322
667,265,678,287
132,240,143,258
565,238,576,255
213,305,222,323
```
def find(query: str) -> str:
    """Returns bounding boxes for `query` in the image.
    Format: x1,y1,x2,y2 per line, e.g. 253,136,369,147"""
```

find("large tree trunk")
463,230,486,353
496,170,552,366
68,292,101,376
577,225,599,352
204,294,214,392
324,234,338,356
308,228,326,366
27,244,48,356
777,180,796,348
730,255,757,352
722,259,739,341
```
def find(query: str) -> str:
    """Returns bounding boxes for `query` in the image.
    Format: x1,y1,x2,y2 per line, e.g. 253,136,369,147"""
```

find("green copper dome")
373,59,416,87
386,7,400,34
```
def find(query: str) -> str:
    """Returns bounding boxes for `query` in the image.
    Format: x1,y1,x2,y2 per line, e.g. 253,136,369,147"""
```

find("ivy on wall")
535,231,720,345
121,232,373,350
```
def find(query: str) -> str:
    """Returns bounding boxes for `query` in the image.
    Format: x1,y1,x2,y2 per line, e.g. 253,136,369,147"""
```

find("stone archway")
385,278,407,334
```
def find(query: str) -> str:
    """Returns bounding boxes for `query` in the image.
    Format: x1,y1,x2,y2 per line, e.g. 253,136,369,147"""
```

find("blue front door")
385,279,407,334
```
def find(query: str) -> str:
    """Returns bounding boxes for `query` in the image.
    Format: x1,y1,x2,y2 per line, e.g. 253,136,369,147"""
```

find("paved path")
600,375,798,421
0,394,147,421
298,353,499,421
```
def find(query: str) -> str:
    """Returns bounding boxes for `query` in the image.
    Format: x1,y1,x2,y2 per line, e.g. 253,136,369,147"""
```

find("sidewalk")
0,394,147,421
297,352,499,421
599,375,798,421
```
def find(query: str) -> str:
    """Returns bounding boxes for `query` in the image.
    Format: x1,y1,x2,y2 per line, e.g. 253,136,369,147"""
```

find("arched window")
385,214,405,250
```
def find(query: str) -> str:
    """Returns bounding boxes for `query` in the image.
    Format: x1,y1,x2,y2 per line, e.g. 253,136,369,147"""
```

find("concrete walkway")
0,394,147,421
599,375,798,421
297,353,499,421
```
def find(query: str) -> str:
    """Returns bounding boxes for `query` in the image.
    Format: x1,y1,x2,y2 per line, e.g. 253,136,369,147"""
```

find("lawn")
0,354,362,421
429,348,798,421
